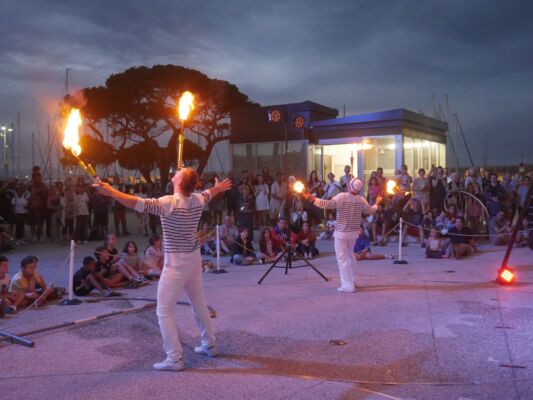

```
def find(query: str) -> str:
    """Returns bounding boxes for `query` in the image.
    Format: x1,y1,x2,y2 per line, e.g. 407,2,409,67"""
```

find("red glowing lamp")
496,267,516,285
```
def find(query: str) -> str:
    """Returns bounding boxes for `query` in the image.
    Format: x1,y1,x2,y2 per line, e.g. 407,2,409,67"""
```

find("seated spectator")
489,211,512,245
0,256,23,316
353,226,386,261
271,217,297,248
296,222,319,259
258,228,283,264
445,217,478,259
217,216,239,254
115,241,149,287
371,204,390,245
290,201,308,234
28,255,65,299
435,210,452,232
9,256,58,307
318,212,336,240
425,228,448,259
515,219,529,247
231,227,256,266
73,256,121,297
104,233,120,264
94,246,124,289
402,198,425,247
142,234,163,277
198,223,216,256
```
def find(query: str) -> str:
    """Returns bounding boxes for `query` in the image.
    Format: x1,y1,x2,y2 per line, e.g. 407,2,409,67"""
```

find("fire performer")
95,168,232,371
303,178,381,292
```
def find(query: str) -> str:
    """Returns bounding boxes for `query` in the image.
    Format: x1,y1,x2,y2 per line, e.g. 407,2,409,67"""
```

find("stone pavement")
1,232,532,400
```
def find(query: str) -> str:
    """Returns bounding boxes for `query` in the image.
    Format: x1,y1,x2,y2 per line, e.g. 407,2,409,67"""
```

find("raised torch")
62,108,97,180
177,91,195,170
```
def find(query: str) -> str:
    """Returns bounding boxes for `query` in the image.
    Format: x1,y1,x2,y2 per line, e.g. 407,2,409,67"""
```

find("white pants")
334,236,357,290
156,250,215,362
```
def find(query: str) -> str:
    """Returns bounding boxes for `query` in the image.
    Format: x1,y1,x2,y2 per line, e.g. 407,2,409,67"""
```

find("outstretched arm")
204,178,232,202
93,181,139,209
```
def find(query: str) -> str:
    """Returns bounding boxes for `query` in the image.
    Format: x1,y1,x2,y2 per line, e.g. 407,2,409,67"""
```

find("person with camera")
302,178,380,293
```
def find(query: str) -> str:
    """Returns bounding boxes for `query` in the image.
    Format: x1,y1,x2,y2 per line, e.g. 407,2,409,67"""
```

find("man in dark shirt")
445,217,477,259
73,256,120,297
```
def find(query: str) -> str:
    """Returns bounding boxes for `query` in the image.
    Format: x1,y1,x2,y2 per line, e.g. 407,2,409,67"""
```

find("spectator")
413,168,430,213
61,187,76,244
254,175,270,228
322,173,342,199
74,185,90,243
258,228,282,264
237,184,255,240
198,222,216,256
307,170,325,226
271,217,297,248
339,165,353,192
134,183,149,236
518,177,531,212
12,185,29,244
398,164,413,192
402,198,425,247
225,170,240,219
445,217,477,259
488,211,512,245
501,173,517,221
484,173,505,217
353,226,386,261
367,176,382,206
231,227,256,265
371,203,390,246
143,234,164,277
261,167,273,187
104,233,120,264
217,216,239,254
117,240,149,285
210,175,225,226
515,219,529,247
27,172,47,242
270,173,287,223
296,222,319,259
290,200,307,234
73,256,121,297
318,212,336,240
94,246,124,289
47,184,62,243
112,184,130,236
92,188,110,240
0,256,22,315
430,167,447,211
9,256,57,307
425,228,448,259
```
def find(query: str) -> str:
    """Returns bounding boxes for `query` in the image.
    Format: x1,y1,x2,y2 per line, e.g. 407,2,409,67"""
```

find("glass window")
286,141,308,179
232,144,256,173
257,142,283,175
362,137,397,182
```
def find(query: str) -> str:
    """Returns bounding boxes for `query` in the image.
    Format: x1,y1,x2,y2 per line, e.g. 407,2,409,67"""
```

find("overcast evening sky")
0,0,532,172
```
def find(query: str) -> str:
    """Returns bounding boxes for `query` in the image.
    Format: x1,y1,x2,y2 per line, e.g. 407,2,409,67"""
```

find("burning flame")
386,180,397,195
63,108,82,156
293,181,305,194
178,91,195,121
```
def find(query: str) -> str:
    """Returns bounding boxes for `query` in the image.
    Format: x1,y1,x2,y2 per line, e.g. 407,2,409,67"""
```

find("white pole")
216,225,221,271
398,218,403,261
68,239,75,301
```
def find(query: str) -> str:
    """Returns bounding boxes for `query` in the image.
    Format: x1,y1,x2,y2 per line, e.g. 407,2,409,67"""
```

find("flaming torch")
177,91,195,170
386,180,397,195
62,108,97,179
293,181,305,194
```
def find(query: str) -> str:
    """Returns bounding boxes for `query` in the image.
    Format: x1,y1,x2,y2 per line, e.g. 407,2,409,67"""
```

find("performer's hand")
301,191,315,202
93,180,114,197
215,178,233,192
375,195,383,205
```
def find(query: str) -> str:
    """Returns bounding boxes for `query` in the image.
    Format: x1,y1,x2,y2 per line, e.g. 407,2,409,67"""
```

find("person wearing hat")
303,178,381,292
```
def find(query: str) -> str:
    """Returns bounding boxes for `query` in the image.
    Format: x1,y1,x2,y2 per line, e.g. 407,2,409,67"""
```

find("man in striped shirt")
95,168,231,371
304,178,380,293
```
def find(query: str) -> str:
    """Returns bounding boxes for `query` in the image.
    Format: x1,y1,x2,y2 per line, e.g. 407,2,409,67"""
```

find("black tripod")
257,245,329,285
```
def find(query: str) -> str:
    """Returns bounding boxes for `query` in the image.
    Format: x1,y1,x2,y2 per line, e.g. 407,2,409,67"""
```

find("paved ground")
1,228,532,399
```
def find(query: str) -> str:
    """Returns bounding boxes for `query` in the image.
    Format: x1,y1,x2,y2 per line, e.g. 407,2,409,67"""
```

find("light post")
0,125,13,178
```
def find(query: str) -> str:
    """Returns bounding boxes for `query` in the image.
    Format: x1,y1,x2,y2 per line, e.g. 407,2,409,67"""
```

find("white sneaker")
194,344,219,357
153,358,185,371
337,287,356,293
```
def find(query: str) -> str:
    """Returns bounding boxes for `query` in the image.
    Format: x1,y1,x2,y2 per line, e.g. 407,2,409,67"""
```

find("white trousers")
334,236,357,290
156,250,215,362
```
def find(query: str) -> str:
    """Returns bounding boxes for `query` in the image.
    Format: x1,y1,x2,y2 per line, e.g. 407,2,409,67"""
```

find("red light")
496,267,516,285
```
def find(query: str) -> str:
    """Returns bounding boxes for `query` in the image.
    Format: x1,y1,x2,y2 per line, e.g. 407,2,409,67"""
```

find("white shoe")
337,286,356,293
194,344,219,357
153,358,185,371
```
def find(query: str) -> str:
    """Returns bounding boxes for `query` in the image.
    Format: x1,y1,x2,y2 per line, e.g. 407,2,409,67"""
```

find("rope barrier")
402,221,533,238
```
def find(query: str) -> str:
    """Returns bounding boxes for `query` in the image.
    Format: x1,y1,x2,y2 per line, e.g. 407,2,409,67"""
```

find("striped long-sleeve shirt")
134,190,212,266
314,193,376,239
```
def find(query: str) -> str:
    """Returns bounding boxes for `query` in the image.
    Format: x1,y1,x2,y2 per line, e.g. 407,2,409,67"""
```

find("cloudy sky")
0,0,532,173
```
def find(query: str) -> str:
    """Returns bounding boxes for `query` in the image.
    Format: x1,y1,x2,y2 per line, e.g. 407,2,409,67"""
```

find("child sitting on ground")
0,256,23,316
318,212,336,240
115,241,150,287
94,246,124,289
73,256,121,297
353,226,388,261
198,223,216,256
142,234,164,278
9,256,57,307
425,228,449,259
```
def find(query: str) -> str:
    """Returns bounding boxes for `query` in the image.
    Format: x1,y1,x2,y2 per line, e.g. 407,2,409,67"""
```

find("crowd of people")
0,162,532,316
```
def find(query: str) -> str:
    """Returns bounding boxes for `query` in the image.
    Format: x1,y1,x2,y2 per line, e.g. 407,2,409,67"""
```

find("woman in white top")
12,186,29,243
254,175,270,227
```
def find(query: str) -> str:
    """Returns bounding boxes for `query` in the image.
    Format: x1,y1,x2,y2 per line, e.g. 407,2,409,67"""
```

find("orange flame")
293,181,305,194
178,91,195,121
63,108,82,157
386,180,397,195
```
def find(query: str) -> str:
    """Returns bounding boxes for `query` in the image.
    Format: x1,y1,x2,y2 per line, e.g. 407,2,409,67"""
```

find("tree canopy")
63,64,257,186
